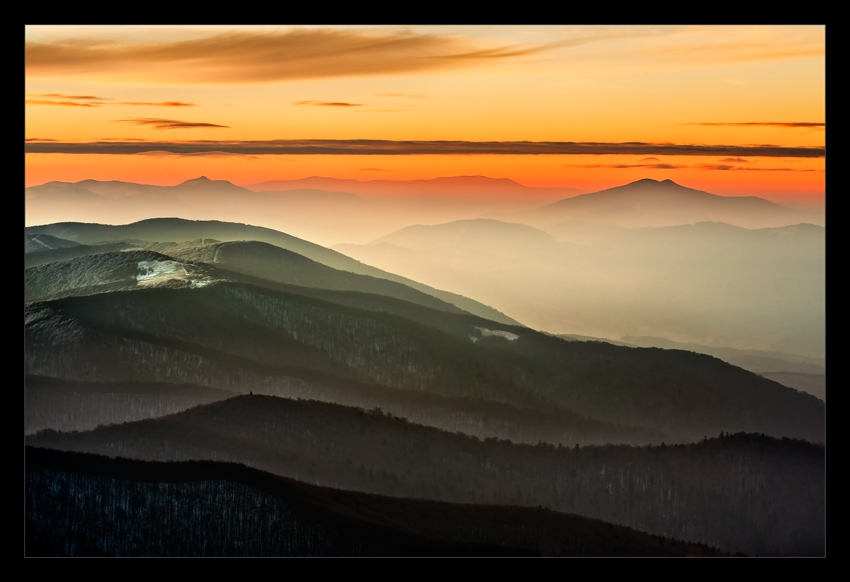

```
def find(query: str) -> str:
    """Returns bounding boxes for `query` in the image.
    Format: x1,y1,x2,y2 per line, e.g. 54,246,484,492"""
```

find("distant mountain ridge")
524,178,823,229
244,175,583,201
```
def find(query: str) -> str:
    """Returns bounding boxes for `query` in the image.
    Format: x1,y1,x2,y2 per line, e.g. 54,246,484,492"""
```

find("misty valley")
24,177,825,557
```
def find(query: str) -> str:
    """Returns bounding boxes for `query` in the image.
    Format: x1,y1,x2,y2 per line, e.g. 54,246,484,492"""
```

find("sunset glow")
26,25,824,206
24,28,827,557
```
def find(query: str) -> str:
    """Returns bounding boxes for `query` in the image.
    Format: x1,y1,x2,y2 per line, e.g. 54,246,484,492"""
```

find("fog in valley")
26,175,825,363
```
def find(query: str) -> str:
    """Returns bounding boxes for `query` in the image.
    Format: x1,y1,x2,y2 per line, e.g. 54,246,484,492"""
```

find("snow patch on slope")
136,260,213,288
473,326,519,342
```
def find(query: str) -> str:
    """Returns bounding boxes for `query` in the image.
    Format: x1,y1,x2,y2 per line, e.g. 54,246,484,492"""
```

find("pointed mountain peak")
174,176,213,186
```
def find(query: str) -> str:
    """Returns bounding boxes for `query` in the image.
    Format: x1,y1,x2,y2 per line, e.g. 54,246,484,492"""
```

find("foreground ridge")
25,446,726,557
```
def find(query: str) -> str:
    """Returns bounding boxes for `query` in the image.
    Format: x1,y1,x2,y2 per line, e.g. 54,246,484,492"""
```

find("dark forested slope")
27,395,824,556
26,446,725,557
25,282,824,443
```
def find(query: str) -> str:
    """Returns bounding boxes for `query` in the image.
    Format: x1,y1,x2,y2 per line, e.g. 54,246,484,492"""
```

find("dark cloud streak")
113,118,230,130
24,139,823,157
686,122,824,129
568,163,687,169
26,99,99,107
696,164,819,172
26,94,196,107
115,101,196,107
293,101,363,107
27,93,111,100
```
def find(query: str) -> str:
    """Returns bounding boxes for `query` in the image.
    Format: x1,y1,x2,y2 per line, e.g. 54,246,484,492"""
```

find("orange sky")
25,25,825,206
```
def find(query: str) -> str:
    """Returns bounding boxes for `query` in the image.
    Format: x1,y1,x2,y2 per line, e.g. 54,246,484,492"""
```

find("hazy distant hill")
27,396,824,556
26,447,725,557
25,176,581,246
25,218,519,325
522,178,823,229
25,180,191,225
337,218,824,358
245,175,583,202
371,219,573,258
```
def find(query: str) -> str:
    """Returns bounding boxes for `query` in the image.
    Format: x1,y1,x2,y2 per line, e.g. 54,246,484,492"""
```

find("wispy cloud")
25,29,555,84
718,157,749,163
113,118,230,130
568,163,687,169
27,93,110,100
26,93,196,107
643,27,824,64
696,164,820,172
115,101,196,107
684,122,824,129
24,139,824,157
565,159,820,172
96,137,151,141
26,99,100,107
136,150,256,160
293,100,363,107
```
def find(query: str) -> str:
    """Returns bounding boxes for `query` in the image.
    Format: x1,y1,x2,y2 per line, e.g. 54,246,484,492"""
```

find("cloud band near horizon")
24,139,825,158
